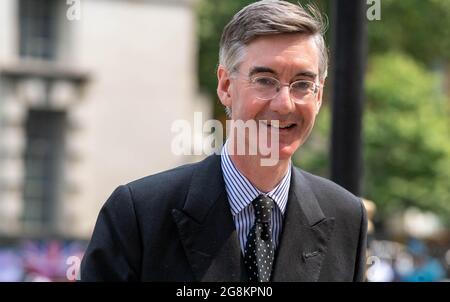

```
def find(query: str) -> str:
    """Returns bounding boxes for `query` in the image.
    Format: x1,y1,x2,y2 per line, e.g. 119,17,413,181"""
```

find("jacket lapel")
272,168,335,282
171,155,335,282
171,155,245,281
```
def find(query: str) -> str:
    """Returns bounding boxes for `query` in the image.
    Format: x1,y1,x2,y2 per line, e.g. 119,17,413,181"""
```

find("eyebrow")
248,66,277,77
248,66,317,80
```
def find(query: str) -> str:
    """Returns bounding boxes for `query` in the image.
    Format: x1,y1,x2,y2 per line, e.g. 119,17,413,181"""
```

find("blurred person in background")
400,239,446,282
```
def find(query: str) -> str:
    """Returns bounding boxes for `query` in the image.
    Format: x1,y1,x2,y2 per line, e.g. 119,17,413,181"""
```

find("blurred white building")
0,0,210,240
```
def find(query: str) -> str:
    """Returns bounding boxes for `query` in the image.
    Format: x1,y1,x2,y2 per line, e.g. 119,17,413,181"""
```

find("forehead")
240,33,320,76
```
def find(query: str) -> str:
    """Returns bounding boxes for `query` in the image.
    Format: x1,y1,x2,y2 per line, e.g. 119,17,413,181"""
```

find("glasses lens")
250,76,318,102
253,77,278,100
291,81,315,102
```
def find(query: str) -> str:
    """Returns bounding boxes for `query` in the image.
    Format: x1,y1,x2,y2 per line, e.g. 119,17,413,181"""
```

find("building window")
22,109,66,232
19,0,58,60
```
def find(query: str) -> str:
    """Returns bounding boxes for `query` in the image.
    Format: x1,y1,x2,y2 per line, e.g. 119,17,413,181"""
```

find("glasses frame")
232,72,322,103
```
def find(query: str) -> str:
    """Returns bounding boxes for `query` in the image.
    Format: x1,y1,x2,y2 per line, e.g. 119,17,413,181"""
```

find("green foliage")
364,53,450,223
369,0,450,64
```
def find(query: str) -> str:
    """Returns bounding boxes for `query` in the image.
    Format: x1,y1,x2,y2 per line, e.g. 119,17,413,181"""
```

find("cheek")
296,102,319,121
294,104,319,141
232,94,267,120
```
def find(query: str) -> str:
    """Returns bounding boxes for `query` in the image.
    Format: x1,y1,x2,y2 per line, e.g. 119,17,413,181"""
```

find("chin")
278,143,300,160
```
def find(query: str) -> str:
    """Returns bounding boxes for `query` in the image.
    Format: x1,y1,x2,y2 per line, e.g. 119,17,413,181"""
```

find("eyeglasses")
235,74,321,103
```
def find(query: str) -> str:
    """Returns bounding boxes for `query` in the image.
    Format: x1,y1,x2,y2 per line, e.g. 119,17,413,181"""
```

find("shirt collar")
220,140,291,217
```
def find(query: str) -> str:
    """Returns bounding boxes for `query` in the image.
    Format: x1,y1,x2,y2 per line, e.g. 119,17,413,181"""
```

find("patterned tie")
244,194,275,282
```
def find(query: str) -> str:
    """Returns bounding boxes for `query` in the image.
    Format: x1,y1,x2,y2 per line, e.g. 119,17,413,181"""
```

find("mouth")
260,120,297,130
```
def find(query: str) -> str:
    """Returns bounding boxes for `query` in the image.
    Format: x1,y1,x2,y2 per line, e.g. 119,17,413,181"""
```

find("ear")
217,65,232,107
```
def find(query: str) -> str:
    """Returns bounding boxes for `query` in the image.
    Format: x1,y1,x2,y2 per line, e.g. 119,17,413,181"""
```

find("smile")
260,121,297,130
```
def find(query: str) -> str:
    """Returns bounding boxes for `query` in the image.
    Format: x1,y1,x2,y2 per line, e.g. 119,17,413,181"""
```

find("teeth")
261,121,294,129
278,124,292,129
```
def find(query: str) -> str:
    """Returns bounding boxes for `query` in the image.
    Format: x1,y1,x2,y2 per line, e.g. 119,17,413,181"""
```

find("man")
81,0,367,282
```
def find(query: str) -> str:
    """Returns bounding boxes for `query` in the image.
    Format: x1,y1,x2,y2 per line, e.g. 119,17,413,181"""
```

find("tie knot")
252,195,274,224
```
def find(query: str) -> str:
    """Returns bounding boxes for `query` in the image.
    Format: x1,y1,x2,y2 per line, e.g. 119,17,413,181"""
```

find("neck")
228,145,290,193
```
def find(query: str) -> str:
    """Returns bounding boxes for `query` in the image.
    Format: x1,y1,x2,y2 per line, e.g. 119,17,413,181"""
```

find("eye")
253,77,278,87
292,80,313,91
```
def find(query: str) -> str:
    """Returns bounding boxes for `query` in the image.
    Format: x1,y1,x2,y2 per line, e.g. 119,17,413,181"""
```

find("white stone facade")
0,0,210,239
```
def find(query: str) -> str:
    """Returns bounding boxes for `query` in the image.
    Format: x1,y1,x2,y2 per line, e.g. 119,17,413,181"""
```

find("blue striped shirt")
220,140,291,255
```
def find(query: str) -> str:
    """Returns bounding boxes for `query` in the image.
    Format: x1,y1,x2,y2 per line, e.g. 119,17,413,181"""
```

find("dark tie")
244,194,275,282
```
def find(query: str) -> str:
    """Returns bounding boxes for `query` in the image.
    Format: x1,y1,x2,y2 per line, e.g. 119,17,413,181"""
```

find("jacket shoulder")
123,159,202,209
297,168,364,219
128,161,198,191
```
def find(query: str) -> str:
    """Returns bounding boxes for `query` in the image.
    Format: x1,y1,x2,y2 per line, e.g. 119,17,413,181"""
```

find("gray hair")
219,0,328,80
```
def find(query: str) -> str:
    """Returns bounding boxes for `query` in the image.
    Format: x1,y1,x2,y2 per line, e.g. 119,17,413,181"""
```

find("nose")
270,85,295,115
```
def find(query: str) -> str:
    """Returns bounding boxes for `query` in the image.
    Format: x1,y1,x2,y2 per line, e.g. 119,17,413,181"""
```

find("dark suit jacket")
81,155,367,281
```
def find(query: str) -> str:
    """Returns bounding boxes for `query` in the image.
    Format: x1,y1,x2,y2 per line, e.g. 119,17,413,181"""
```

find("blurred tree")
369,0,450,65
364,53,450,224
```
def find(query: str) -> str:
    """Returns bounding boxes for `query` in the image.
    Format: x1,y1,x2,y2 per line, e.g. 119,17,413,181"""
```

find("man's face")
217,33,324,161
